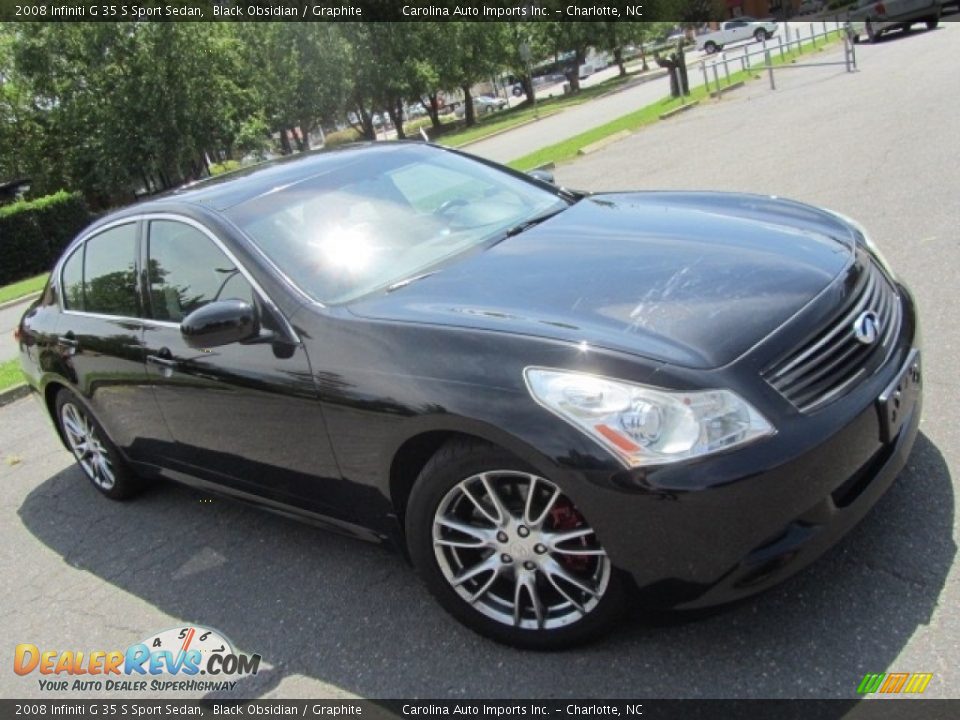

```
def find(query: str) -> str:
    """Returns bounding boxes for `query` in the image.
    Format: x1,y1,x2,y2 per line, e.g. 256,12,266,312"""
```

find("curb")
455,110,562,149
709,81,746,98
0,291,40,312
578,130,632,156
0,383,30,407
659,101,700,120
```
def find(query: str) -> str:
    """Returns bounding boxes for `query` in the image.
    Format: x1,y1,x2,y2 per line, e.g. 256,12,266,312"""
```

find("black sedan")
18,143,921,649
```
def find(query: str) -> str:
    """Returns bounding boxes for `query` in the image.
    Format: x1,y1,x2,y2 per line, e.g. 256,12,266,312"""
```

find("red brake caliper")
548,498,591,572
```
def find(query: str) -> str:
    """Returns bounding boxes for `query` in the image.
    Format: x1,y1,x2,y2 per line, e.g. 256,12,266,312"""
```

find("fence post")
810,23,817,49
779,34,785,62
723,52,730,85
712,62,721,96
700,60,708,91
764,37,775,90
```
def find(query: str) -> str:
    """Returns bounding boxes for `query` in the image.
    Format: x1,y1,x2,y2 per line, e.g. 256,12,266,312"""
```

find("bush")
0,190,92,286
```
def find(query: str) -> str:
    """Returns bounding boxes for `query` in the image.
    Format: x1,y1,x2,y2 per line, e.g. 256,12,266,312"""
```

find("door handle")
146,355,177,369
147,347,178,377
57,333,79,355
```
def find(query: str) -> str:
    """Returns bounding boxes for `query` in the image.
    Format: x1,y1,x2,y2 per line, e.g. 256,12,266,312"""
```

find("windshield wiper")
502,206,568,239
385,270,440,293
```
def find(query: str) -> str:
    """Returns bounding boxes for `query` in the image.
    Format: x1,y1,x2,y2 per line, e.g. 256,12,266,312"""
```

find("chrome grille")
763,257,901,413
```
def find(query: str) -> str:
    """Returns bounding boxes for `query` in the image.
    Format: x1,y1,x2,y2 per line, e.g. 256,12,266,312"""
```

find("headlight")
524,368,775,468
825,209,897,281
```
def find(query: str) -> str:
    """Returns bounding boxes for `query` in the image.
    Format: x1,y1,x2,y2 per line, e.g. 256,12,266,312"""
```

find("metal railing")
700,20,857,96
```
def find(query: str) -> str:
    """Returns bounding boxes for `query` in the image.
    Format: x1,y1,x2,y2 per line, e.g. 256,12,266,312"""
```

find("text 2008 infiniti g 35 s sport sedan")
18,143,921,648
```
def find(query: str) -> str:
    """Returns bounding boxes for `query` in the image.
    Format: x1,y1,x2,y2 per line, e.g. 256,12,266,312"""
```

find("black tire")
926,16,939,30
866,21,881,43
754,29,767,43
405,438,627,650
704,41,718,54
54,388,143,500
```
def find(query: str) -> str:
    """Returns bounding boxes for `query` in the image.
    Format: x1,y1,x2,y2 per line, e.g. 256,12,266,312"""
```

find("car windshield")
225,146,567,304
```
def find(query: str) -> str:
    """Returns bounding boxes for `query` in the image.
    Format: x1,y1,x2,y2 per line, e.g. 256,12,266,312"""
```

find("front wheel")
704,41,718,54
926,17,938,30
55,389,143,500
755,29,769,43
866,21,881,43
406,439,626,649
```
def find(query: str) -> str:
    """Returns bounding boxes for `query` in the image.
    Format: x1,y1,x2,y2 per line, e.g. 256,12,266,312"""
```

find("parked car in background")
19,143,921,649
847,0,940,42
473,95,508,115
798,0,825,14
696,17,778,53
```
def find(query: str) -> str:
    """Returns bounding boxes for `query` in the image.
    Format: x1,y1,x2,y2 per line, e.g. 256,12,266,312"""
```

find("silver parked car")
848,0,940,42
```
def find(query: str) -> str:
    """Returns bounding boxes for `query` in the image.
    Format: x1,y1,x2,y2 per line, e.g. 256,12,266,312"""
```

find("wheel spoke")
522,476,539,526
460,481,500,526
552,547,606,557
468,565,501,603
478,472,511,525
452,554,499,587
529,487,561,528
436,517,495,545
543,557,599,602
513,571,544,629
546,527,595,547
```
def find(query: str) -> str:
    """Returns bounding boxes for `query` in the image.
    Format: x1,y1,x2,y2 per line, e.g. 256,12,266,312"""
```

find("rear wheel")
55,389,142,500
754,29,768,43
866,21,881,43
926,16,939,30
704,41,718,54
406,439,626,649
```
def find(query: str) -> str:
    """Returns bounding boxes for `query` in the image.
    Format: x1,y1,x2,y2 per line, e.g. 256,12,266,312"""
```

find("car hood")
349,192,855,369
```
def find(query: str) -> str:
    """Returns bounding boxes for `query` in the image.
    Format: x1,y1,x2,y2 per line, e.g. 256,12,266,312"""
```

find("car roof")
129,141,434,216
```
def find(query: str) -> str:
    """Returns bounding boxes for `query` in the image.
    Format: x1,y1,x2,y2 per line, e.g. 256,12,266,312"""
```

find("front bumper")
561,289,922,610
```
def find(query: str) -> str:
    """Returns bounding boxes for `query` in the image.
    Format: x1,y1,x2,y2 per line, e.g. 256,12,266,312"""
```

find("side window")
61,245,85,311
62,224,139,317
147,220,254,323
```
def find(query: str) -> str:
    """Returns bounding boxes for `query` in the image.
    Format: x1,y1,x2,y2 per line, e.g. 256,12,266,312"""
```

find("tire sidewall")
405,440,626,650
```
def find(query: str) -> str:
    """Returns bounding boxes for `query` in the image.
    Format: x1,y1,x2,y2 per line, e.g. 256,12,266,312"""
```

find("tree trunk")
640,41,649,72
521,75,535,105
462,84,476,127
422,94,442,128
614,47,626,77
279,129,292,155
568,49,585,93
388,99,406,140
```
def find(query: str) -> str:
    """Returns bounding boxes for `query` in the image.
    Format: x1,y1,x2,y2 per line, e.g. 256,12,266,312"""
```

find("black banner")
2,700,960,720
0,0,842,23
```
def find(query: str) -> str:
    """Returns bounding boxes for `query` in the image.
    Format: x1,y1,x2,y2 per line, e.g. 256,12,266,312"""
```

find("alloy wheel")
60,402,115,491
432,471,610,630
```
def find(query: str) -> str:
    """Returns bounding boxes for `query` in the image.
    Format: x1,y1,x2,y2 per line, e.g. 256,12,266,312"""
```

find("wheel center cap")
508,540,534,561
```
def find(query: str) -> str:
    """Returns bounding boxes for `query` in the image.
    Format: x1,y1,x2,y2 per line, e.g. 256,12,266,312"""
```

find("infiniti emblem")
853,310,881,345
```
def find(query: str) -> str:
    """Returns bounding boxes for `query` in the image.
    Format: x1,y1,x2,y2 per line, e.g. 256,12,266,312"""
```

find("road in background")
1,22,957,702
468,21,846,163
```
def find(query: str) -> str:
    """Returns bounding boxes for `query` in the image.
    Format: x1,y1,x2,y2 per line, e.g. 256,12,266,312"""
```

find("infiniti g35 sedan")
18,143,921,649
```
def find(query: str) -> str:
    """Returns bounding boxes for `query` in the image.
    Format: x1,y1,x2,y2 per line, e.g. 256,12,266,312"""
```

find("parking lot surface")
1,23,957,701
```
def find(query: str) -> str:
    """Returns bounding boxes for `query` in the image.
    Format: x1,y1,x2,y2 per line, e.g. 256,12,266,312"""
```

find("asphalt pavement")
1,21,958,702
465,20,845,164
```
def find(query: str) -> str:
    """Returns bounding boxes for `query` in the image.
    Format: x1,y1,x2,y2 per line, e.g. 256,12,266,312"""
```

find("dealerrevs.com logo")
14,626,261,693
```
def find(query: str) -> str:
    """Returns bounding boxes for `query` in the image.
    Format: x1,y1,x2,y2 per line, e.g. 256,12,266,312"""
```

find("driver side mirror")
527,169,556,185
180,299,259,349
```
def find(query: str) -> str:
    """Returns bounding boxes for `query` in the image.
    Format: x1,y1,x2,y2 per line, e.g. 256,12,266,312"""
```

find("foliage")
0,190,90,285
0,17,704,206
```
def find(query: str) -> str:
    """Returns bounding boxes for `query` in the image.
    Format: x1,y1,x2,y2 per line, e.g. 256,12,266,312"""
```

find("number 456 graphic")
857,672,933,695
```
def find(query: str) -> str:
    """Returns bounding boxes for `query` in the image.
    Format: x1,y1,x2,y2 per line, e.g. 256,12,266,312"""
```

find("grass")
437,73,640,148
0,273,48,305
0,358,24,392
507,30,846,172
